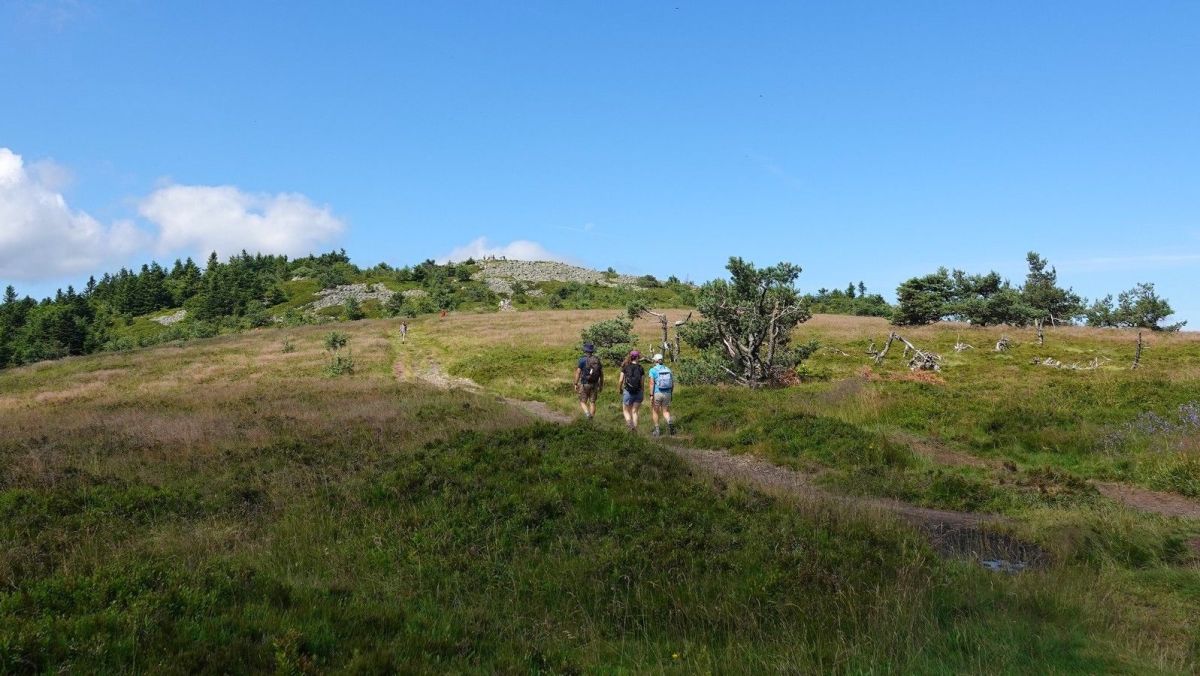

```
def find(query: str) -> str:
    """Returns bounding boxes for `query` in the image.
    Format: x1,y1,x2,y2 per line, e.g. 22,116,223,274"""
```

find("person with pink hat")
617,350,646,432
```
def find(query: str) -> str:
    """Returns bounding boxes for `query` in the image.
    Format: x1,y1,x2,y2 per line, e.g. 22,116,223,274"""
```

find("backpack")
623,363,644,393
582,355,602,384
654,366,673,391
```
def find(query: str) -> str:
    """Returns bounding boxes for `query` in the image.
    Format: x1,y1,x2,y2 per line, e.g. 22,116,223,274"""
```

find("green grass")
0,419,1178,673
2,315,1199,672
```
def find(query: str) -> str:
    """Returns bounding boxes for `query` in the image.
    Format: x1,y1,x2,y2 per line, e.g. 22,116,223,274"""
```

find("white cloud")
139,184,345,260
0,147,146,281
441,237,573,263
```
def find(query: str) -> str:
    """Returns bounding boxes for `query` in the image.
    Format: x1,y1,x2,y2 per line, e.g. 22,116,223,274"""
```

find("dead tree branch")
1031,356,1109,371
873,332,942,371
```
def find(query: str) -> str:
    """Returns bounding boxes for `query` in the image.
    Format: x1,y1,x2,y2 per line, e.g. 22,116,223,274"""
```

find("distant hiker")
400,321,409,341
440,309,447,319
618,350,646,432
574,342,603,419
648,353,675,436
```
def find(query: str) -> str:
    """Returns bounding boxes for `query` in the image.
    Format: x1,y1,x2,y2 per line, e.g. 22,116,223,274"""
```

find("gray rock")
473,260,641,296
307,283,396,312
152,309,188,326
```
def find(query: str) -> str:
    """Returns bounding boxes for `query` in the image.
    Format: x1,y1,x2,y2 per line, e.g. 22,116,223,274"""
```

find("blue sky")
2,1,1197,325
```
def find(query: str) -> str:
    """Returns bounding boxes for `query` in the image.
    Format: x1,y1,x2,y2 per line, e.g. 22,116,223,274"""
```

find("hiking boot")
668,422,675,435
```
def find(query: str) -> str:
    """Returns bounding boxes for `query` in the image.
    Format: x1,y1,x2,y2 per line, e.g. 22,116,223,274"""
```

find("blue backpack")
654,367,673,391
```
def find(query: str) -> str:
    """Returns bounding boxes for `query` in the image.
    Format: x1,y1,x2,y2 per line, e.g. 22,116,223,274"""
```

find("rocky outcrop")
474,260,641,295
152,309,188,326
308,284,395,311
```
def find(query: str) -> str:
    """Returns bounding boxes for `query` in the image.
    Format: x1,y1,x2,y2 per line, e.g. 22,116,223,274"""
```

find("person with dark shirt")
617,350,646,432
574,342,603,419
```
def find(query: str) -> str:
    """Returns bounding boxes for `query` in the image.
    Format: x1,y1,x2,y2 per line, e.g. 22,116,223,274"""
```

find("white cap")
653,353,663,362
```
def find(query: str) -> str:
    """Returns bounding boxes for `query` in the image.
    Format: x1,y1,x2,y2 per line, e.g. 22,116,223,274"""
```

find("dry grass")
420,307,691,349
0,319,530,496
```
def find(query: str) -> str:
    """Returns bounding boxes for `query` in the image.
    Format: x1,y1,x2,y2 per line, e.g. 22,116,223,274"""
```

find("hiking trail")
390,333,1200,562
391,338,1048,564
886,430,1200,520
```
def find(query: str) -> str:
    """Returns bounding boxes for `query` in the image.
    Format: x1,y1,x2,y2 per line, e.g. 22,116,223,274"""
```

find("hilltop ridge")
473,259,645,294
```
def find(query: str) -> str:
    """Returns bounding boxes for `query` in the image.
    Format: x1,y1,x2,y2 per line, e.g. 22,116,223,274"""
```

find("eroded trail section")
664,442,1041,562
889,430,1200,521
1094,482,1200,520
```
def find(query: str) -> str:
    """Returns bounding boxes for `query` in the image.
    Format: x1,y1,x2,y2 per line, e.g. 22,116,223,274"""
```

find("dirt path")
1094,482,1200,519
886,429,1200,520
390,342,1044,563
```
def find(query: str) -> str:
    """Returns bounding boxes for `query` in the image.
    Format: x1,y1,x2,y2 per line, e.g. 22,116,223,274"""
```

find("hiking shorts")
578,383,598,402
622,389,644,406
652,391,673,407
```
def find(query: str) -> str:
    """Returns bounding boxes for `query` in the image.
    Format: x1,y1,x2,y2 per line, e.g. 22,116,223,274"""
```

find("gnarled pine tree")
680,257,811,387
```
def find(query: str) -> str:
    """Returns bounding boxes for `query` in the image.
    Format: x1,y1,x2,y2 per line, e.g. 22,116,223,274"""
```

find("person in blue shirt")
647,353,675,436
574,342,603,419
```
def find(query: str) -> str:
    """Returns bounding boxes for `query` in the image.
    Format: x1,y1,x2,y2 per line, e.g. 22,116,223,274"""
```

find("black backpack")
582,355,602,384
623,363,644,393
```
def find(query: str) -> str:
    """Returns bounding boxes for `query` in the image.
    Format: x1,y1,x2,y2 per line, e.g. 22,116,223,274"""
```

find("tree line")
0,250,377,368
894,252,1184,331
0,252,691,370
1,248,1186,372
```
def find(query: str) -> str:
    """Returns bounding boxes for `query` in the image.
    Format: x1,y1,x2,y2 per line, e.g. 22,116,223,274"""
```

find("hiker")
574,342,603,419
400,321,408,341
647,353,675,436
618,350,646,432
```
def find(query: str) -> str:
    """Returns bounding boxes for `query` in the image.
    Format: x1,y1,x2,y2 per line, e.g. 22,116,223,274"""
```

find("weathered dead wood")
995,336,1011,352
873,332,942,371
953,341,974,352
1131,331,1143,370
1034,318,1045,346
632,307,691,362
1031,356,1109,371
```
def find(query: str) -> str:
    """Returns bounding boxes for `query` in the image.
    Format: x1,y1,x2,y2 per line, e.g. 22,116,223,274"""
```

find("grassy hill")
1,312,1198,672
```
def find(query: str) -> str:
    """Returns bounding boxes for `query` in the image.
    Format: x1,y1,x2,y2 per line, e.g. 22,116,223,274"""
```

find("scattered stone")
307,284,395,312
473,259,642,295
980,559,1028,574
152,309,187,326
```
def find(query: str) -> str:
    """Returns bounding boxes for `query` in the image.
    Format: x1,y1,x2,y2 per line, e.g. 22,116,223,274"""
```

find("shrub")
323,331,354,376
674,355,733,385
325,354,355,376
324,331,348,352
581,317,636,365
